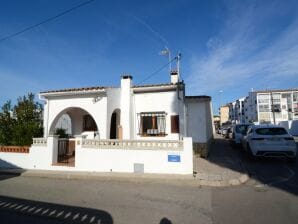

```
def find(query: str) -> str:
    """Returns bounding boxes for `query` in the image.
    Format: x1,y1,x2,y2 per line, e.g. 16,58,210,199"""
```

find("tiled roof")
185,95,211,100
133,83,176,88
40,82,181,95
40,86,110,94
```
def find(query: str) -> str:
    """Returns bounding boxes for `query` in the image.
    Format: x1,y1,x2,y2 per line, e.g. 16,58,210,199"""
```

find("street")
0,137,298,224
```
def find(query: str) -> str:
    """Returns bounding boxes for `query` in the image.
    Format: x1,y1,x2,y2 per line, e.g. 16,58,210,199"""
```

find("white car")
231,124,251,144
241,125,297,162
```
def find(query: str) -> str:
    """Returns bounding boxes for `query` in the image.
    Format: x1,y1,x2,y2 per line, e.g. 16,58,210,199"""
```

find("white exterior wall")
0,153,30,169
0,137,193,175
45,93,108,138
186,98,213,143
106,88,121,138
76,138,193,174
120,78,133,139
133,91,183,140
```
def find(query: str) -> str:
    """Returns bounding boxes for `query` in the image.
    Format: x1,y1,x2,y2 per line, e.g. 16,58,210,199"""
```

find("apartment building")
246,89,298,124
219,104,229,125
229,97,246,124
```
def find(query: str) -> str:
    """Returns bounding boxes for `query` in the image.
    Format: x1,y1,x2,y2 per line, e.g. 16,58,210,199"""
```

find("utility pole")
219,90,223,126
270,91,276,125
176,52,181,75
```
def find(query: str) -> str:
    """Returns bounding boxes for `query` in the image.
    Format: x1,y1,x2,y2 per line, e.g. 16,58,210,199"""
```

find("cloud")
187,0,298,95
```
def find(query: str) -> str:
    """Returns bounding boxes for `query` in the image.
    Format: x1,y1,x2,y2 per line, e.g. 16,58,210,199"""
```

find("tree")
0,93,43,146
0,101,15,145
12,93,43,146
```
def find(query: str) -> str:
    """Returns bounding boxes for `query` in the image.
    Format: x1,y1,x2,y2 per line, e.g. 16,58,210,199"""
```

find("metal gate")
58,138,75,164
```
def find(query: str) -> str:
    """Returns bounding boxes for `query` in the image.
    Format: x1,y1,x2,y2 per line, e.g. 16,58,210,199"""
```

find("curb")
0,168,250,187
194,173,249,187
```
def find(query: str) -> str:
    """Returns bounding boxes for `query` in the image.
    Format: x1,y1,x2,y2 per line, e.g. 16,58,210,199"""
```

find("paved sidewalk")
193,135,249,186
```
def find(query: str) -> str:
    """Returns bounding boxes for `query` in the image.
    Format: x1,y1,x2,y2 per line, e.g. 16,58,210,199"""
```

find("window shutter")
171,115,179,133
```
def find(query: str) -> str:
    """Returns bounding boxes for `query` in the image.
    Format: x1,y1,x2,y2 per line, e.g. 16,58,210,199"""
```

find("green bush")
0,93,43,146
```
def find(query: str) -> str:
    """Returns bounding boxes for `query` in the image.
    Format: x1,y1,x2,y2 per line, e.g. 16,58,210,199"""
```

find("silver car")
231,124,251,144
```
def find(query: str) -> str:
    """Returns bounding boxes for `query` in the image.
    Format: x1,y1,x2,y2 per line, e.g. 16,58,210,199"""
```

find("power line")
137,57,177,85
0,0,96,43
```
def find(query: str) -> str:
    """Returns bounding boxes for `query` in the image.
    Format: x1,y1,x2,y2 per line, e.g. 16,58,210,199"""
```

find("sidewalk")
0,135,249,187
193,135,249,186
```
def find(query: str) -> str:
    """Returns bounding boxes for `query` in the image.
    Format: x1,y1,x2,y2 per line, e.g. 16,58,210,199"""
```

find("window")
171,115,179,133
272,93,281,103
294,92,298,102
235,125,250,134
138,112,166,136
258,94,269,103
272,104,281,112
294,103,298,115
83,115,97,131
255,128,287,135
259,104,270,112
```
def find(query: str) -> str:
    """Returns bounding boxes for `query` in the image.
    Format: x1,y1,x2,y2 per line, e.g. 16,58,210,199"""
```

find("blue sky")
0,0,298,114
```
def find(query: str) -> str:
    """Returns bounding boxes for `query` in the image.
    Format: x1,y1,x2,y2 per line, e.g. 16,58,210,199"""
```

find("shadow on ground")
0,159,26,182
0,195,113,224
201,135,298,195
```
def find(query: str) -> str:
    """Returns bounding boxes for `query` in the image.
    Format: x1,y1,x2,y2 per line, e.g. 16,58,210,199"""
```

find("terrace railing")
82,139,183,151
32,138,47,146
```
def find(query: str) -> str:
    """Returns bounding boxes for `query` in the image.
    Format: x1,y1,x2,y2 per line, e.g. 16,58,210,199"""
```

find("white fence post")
48,135,59,164
183,137,193,174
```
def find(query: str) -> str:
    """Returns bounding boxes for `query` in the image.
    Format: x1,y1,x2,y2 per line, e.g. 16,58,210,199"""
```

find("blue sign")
168,155,181,162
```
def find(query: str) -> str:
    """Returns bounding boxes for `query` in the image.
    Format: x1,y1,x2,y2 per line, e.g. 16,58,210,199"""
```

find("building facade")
247,89,298,124
219,105,229,125
41,72,213,145
0,71,213,174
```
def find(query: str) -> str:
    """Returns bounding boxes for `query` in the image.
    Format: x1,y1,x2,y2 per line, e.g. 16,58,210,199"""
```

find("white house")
0,71,213,174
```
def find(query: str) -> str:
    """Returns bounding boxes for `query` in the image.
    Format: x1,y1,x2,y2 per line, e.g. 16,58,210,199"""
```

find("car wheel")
247,144,255,160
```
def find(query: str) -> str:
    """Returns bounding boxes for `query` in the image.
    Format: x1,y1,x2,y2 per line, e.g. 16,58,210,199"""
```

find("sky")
0,0,298,114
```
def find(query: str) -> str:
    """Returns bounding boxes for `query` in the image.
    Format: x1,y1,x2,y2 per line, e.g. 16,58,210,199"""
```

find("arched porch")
48,107,99,166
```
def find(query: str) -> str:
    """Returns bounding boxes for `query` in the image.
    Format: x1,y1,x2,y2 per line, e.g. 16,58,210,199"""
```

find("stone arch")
109,109,121,139
48,107,99,137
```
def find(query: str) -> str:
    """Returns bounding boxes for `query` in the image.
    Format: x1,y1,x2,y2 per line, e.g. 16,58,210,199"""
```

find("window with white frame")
294,92,298,102
258,94,270,104
259,104,270,112
138,112,166,136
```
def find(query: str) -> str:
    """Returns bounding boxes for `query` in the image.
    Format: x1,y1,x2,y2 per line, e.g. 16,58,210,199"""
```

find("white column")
48,135,59,164
183,137,193,174
120,75,133,139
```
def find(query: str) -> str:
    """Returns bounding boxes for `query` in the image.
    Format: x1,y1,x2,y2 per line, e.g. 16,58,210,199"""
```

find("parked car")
225,127,233,139
241,125,297,162
231,124,251,145
221,126,230,137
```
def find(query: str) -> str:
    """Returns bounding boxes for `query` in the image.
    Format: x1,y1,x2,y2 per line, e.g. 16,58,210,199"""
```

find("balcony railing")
32,138,47,146
82,139,183,150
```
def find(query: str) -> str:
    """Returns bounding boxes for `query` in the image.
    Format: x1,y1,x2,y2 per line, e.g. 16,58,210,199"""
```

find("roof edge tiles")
40,86,111,94
185,95,211,100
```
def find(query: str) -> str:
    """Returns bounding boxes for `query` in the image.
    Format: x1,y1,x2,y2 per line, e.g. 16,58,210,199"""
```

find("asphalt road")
0,138,297,224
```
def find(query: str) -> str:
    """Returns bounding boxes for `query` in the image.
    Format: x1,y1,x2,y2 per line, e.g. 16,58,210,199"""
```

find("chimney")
170,70,179,84
120,74,133,139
